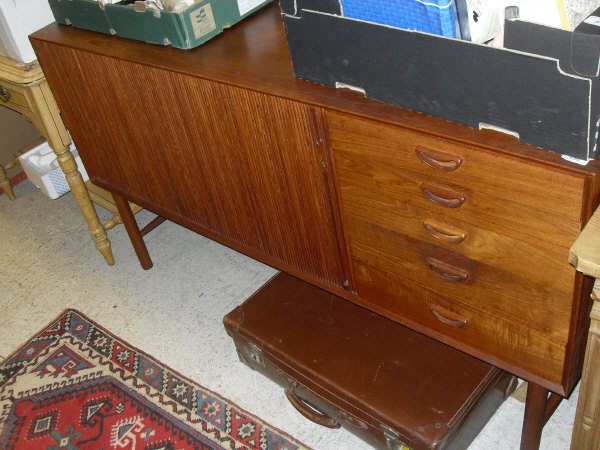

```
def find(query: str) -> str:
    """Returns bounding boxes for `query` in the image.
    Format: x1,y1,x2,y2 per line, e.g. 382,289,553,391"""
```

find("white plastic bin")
19,141,89,199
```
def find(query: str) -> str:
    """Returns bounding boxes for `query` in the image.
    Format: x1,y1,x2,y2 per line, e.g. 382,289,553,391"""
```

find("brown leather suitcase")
223,272,516,450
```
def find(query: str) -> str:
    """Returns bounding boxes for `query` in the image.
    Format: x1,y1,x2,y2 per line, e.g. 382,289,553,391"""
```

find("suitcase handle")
284,386,341,429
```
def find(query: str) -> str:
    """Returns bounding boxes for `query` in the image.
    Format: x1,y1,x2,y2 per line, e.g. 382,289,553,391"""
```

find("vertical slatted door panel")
226,87,346,285
32,44,131,193
37,43,348,288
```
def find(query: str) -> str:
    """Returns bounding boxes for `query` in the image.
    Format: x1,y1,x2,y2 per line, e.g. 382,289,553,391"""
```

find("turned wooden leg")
0,164,15,200
55,141,115,265
113,192,153,270
103,213,123,230
521,383,550,450
26,80,114,265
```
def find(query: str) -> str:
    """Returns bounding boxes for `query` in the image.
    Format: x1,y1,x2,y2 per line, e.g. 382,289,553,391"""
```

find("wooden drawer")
340,183,576,295
333,138,582,250
352,259,567,392
347,216,573,341
327,111,586,222
0,79,29,114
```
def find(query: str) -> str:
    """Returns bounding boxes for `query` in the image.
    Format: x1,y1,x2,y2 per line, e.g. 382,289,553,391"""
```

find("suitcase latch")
381,424,411,450
246,342,265,367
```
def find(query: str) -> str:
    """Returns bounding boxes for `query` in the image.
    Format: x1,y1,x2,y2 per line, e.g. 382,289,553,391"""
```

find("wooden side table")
85,181,143,230
569,207,600,449
0,55,114,265
0,151,21,200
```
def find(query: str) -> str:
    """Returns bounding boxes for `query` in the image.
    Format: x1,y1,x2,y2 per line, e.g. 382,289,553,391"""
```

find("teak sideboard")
30,4,600,449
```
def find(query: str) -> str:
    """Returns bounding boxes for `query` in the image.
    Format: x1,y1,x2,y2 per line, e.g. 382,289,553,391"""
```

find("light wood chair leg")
113,192,153,270
103,213,123,230
0,164,15,200
26,80,115,266
55,141,114,265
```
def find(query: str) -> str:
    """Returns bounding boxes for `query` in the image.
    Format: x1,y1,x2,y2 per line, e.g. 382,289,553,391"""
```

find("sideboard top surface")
30,3,600,174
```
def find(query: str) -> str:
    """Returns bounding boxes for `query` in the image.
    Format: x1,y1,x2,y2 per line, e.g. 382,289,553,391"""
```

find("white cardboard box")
0,0,55,63
19,141,89,199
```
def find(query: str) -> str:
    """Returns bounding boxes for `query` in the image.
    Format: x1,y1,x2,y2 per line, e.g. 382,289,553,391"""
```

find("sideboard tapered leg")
113,192,153,270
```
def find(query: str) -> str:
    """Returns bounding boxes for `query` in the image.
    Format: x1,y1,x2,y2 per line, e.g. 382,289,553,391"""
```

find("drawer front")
0,80,29,113
353,260,567,389
333,139,582,250
340,183,577,295
347,216,572,341
327,111,586,222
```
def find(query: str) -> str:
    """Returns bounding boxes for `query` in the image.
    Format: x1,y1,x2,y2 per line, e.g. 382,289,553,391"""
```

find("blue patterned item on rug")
340,0,460,38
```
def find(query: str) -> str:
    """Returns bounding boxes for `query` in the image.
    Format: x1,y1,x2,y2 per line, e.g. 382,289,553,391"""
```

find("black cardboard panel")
574,4,600,75
283,10,592,159
504,20,574,74
504,18,600,159
279,0,341,16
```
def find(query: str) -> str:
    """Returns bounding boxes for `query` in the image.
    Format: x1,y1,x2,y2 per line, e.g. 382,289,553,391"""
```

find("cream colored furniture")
569,207,600,449
85,181,143,230
0,148,21,200
0,136,45,199
0,55,114,265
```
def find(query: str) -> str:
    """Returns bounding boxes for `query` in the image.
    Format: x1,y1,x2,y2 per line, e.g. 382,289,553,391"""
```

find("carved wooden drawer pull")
427,257,469,282
416,146,463,171
420,183,466,208
423,219,467,244
431,305,469,328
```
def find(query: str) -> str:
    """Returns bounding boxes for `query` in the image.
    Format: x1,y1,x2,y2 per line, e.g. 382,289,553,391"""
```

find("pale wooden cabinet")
569,208,600,449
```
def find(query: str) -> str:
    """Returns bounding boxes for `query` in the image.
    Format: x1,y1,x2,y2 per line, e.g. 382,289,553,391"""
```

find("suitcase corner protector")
243,341,266,367
381,424,411,450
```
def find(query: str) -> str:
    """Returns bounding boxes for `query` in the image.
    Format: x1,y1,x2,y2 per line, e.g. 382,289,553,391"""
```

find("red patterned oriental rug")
0,309,308,450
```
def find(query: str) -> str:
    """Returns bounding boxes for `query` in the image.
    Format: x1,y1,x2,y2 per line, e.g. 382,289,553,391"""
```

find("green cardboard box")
48,0,272,49
48,0,114,35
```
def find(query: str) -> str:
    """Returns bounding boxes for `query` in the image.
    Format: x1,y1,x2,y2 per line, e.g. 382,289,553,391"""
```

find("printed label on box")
191,3,216,39
237,0,264,15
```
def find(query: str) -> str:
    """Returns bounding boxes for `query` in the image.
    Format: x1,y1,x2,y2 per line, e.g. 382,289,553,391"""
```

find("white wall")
0,0,55,179
0,0,55,63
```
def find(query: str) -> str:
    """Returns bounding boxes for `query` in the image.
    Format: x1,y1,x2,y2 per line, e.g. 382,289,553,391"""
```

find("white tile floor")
0,181,579,449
